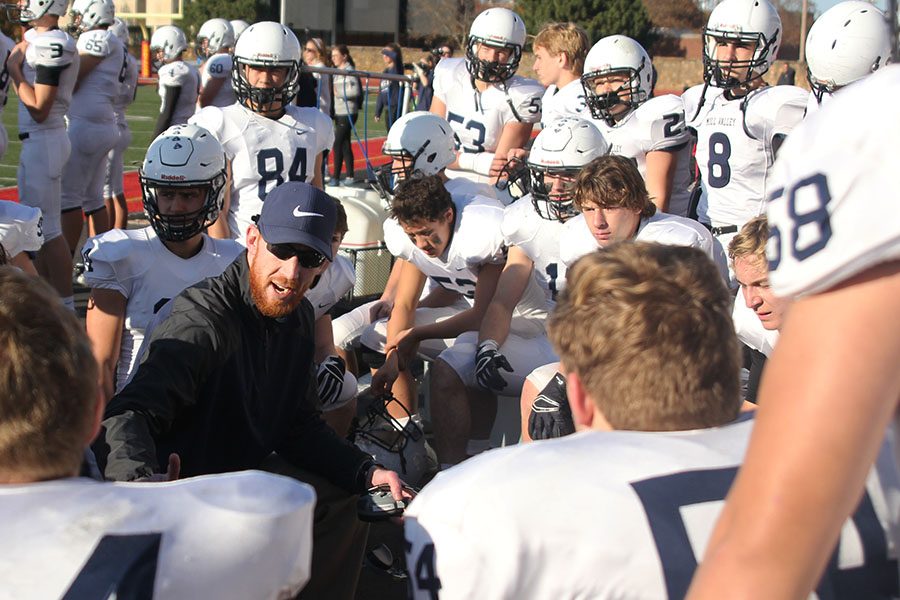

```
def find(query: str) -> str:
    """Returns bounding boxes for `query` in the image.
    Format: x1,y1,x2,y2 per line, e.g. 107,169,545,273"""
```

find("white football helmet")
69,0,113,33
230,19,250,40
374,112,457,199
232,21,301,113
353,395,438,488
703,0,782,89
140,124,227,242
8,0,69,22
465,7,526,83
527,118,610,222
150,25,188,64
581,35,654,126
806,1,891,103
109,17,129,44
196,17,235,59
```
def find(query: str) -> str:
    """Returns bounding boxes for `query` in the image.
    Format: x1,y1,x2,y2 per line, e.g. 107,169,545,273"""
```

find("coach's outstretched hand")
370,467,415,502
136,453,181,482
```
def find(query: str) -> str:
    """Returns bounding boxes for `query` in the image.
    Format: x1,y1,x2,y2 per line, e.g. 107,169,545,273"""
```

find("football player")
431,117,607,465
366,175,506,426
689,65,900,600
429,7,543,184
103,17,139,230
532,22,589,127
682,0,807,278
0,8,15,160
229,18,249,40
332,111,492,360
7,0,79,307
82,124,242,403
60,0,123,257
521,154,726,441
190,21,333,242
582,35,693,216
0,266,317,599
196,17,236,108
0,199,42,274
804,1,891,115
406,242,900,599
150,24,198,138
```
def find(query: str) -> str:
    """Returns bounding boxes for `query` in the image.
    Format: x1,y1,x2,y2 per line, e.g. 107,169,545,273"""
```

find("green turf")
0,82,389,188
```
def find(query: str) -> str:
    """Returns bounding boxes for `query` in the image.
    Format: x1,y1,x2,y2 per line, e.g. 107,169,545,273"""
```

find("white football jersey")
591,94,694,217
766,66,900,299
157,60,200,126
561,210,723,272
684,84,808,228
433,58,543,171
70,29,124,122
406,415,900,599
81,227,242,391
190,103,334,241
0,200,42,257
540,79,587,128
114,52,140,125
199,53,236,108
501,195,567,300
0,471,314,600
732,293,779,356
383,194,506,300
443,173,499,201
305,254,355,320
18,28,79,133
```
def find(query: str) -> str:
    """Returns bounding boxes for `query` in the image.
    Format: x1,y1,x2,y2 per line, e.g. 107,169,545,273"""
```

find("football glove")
475,339,513,392
317,355,347,408
527,372,576,440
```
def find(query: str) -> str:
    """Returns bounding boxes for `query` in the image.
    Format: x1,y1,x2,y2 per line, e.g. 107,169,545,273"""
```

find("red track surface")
0,136,388,212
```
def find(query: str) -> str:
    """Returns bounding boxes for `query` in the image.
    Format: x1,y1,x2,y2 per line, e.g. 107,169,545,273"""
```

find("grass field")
0,82,391,189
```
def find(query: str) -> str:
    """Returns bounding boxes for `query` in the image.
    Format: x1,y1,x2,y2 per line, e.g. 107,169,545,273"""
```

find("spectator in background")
304,37,333,115
413,52,436,111
331,45,361,185
375,43,405,130
777,62,796,85
438,44,453,59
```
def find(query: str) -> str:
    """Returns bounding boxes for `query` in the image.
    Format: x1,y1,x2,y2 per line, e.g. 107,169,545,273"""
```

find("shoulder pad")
506,76,544,124
383,218,415,260
204,53,233,78
682,84,725,127
206,237,244,263
744,85,808,141
329,255,356,298
290,105,334,151
639,94,691,150
81,228,151,292
31,31,76,66
0,201,43,255
433,58,466,98
456,195,506,264
638,213,706,249
76,29,111,57
159,61,190,87
559,214,597,266
500,196,539,246
188,105,227,139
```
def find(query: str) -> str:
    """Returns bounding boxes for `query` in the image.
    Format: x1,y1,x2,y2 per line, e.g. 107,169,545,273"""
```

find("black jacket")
94,253,371,492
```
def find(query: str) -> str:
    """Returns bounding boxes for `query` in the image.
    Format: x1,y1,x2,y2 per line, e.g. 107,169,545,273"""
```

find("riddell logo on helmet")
255,52,276,59
161,174,187,181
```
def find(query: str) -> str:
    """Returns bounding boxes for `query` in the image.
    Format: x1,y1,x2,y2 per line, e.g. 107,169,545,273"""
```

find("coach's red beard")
249,267,307,318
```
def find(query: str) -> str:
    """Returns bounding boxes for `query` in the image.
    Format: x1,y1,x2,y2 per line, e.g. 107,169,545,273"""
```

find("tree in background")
516,0,653,48
178,0,260,39
643,0,705,30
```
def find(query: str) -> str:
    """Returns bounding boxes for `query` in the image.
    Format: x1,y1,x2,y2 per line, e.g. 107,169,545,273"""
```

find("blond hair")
548,243,741,431
573,154,656,218
0,268,98,480
728,216,769,269
533,22,590,75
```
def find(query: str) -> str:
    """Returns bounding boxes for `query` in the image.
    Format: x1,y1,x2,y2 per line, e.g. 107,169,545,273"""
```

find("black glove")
475,339,513,392
528,372,575,440
317,355,346,408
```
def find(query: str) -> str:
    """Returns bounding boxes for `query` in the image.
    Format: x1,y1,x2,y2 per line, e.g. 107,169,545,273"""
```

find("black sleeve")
35,63,68,86
93,304,219,481
295,71,318,107
745,346,767,405
275,360,372,494
152,85,181,138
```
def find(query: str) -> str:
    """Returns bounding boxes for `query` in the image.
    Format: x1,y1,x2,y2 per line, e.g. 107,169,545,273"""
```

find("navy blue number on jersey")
405,536,442,600
431,275,476,299
117,49,128,83
0,49,10,102
632,465,897,600
707,132,731,188
545,263,559,301
256,147,308,200
447,111,486,154
767,172,832,271
63,533,162,599
663,113,684,138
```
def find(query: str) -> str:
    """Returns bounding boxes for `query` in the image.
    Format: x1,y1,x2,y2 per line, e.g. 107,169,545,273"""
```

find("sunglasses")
266,243,327,268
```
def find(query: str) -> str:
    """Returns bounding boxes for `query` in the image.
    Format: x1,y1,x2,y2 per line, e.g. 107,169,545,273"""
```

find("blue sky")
814,0,887,16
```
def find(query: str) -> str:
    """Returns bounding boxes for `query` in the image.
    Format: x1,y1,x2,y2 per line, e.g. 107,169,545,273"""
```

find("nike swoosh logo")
318,302,330,308
293,207,324,218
